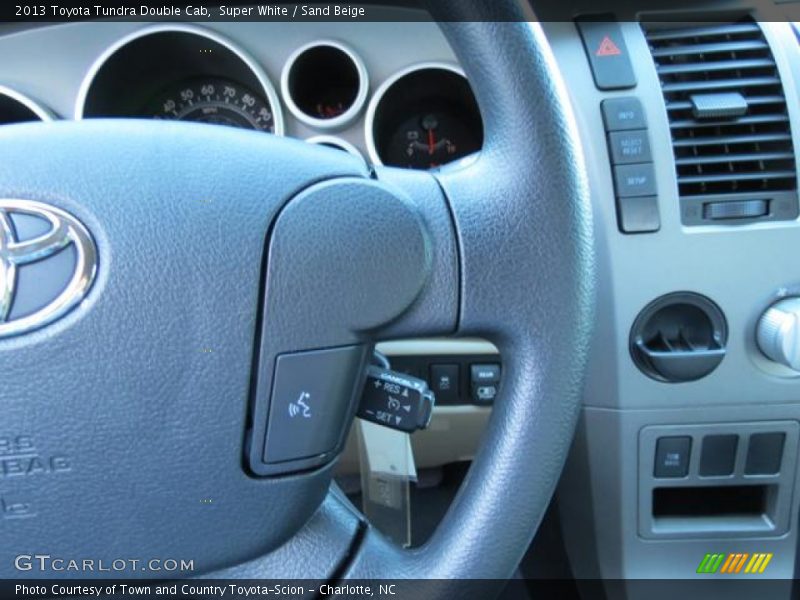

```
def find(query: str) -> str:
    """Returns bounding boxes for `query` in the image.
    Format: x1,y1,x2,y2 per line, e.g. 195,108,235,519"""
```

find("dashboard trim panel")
0,83,53,121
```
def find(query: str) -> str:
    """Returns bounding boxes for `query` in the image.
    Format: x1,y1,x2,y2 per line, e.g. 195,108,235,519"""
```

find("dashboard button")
471,363,500,383
602,97,646,131
613,163,657,197
470,363,500,405
699,434,738,477
430,363,460,404
263,346,364,464
473,385,497,404
745,432,785,475
608,130,652,164
654,436,691,478
616,195,660,233
576,20,637,90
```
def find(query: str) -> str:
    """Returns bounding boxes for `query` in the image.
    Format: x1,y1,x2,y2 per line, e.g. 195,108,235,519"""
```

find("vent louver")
644,21,798,208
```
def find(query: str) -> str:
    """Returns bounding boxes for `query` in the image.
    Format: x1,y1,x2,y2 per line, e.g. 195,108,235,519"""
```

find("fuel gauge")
367,64,483,169
396,112,475,169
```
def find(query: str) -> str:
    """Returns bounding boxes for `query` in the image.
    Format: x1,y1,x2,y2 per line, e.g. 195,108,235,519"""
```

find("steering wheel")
0,0,594,592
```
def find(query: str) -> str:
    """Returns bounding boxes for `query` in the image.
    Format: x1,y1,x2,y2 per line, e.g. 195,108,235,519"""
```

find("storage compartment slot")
652,485,777,535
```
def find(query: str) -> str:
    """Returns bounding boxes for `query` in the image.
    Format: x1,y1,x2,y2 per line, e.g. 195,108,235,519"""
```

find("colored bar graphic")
745,554,760,573
758,553,773,573
700,552,773,575
734,553,749,573
697,553,725,574
696,554,712,574
720,553,737,574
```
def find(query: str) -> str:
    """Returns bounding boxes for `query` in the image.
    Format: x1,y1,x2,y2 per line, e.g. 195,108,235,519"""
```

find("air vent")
644,20,799,224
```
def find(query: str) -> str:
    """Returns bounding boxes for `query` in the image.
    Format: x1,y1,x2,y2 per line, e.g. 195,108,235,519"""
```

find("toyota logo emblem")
0,200,97,338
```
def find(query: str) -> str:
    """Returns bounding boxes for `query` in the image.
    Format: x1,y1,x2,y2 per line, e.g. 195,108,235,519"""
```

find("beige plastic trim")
337,338,496,475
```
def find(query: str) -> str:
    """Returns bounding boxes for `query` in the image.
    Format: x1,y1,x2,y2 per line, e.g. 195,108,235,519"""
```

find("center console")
540,12,800,594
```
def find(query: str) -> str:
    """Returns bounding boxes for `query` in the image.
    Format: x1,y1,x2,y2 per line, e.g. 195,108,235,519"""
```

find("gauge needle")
427,127,436,156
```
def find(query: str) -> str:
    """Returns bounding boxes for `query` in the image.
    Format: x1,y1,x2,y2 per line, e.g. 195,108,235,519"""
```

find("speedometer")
148,78,276,133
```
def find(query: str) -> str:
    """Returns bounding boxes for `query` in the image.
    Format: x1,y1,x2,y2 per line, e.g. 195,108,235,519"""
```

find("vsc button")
263,346,367,464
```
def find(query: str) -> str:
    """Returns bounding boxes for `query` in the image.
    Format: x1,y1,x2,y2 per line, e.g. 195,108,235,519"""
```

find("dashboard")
0,13,495,501
3,6,800,596
0,20,482,170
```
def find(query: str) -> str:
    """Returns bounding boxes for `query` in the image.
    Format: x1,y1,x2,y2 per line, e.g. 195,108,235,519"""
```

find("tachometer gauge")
367,64,483,169
149,78,276,133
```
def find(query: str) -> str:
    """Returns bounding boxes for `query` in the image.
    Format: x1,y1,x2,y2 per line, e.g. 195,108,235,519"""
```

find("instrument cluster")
0,24,483,171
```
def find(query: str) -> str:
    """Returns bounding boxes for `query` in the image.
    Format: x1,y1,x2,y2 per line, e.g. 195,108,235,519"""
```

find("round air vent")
630,292,727,383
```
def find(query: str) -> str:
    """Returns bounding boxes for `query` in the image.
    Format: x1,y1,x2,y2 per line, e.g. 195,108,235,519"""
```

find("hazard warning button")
576,19,637,90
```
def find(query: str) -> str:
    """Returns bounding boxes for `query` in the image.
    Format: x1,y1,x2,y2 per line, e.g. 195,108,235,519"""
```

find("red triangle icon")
596,35,622,57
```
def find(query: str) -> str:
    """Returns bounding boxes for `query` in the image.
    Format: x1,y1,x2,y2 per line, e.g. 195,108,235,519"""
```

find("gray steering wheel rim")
328,5,595,585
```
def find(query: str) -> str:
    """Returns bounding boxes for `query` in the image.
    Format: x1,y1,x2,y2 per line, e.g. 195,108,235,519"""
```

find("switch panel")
386,353,501,406
639,422,799,540
599,94,660,234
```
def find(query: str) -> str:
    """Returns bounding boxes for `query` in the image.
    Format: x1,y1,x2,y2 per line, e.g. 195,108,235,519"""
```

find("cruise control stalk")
357,365,435,432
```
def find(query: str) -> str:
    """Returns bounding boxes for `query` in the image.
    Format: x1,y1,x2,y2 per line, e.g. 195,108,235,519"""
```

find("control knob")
757,297,800,371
